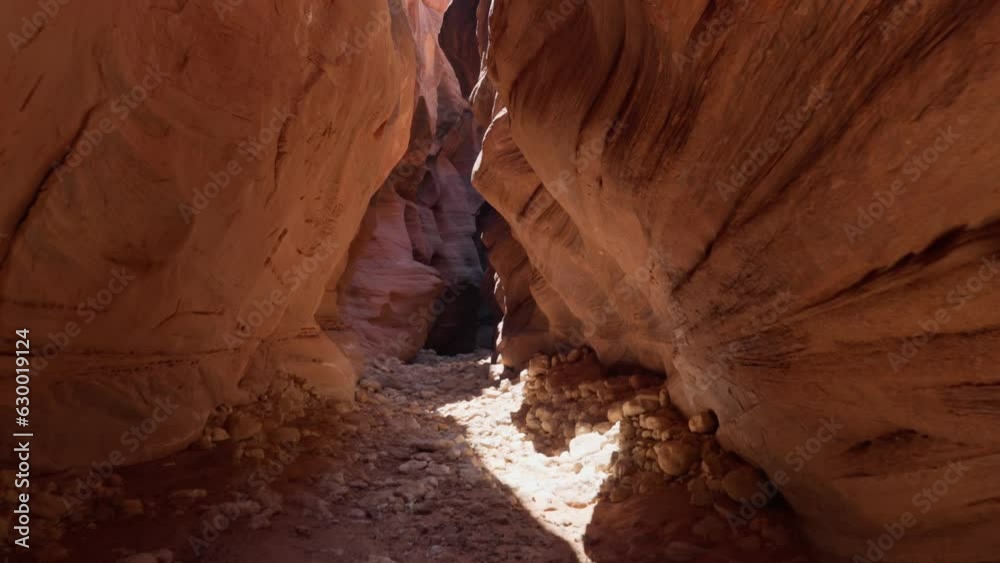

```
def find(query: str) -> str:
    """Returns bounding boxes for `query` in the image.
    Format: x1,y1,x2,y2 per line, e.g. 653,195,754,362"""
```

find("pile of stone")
519,348,661,453
521,348,795,554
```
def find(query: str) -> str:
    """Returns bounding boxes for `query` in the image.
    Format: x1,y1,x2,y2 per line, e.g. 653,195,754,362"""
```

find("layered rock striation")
472,1,1000,560
333,0,486,362
0,0,422,471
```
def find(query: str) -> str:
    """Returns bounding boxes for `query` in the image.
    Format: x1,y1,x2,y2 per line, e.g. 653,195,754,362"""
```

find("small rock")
622,393,659,417
654,441,700,476
488,364,507,380
169,489,208,504
607,402,625,423
609,485,632,503
249,513,272,529
268,426,302,444
639,411,673,431
119,498,144,517
722,466,765,503
411,438,451,452
458,467,483,486
701,451,728,478
398,460,428,473
692,515,727,543
688,411,719,434
427,463,451,476
210,427,230,442
359,378,383,392
528,355,550,376
566,348,582,363
593,421,613,434
687,477,715,507
226,413,263,441
252,487,283,510
658,388,671,407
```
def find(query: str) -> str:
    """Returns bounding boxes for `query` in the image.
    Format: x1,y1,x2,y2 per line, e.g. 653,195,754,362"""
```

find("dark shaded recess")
438,0,482,98
423,199,498,357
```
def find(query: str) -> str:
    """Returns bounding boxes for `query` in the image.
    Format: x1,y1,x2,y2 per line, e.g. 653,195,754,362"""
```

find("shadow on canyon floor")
43,351,579,563
35,352,819,563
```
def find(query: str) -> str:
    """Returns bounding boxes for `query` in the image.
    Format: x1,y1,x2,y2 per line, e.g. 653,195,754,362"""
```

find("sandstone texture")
472,1,1000,560
0,0,423,472
334,0,486,363
1,0,997,561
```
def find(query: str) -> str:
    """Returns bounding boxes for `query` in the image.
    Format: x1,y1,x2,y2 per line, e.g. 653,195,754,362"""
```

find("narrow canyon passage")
2,0,998,562
42,351,811,563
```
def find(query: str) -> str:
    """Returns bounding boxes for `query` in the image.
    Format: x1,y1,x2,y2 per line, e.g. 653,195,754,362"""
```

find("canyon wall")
0,0,423,472
473,1,1000,560
333,0,485,362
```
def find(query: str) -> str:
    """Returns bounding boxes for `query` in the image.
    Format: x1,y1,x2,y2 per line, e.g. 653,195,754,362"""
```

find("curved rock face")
473,1,1000,560
0,0,420,471
439,0,481,98
334,0,485,362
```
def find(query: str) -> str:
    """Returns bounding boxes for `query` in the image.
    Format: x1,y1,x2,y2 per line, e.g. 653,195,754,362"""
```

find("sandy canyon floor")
22,352,813,563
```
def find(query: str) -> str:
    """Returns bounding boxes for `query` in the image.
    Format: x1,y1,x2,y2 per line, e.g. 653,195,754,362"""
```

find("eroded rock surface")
473,1,1000,560
0,0,421,472
334,0,485,363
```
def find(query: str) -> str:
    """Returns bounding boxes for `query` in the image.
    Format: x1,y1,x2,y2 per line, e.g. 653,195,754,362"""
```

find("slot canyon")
1,0,998,562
